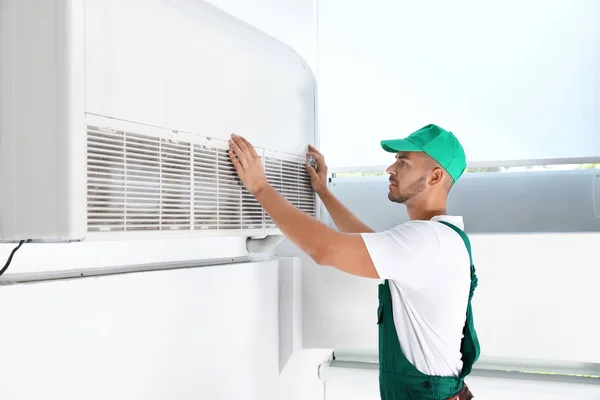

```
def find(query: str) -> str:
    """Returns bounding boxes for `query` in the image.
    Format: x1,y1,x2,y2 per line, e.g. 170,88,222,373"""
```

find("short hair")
425,154,454,193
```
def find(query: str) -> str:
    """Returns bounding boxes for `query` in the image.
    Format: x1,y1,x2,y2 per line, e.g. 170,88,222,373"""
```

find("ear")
428,166,445,186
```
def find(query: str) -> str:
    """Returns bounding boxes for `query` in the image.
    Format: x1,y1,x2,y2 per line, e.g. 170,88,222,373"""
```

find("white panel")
318,0,599,167
0,0,86,240
85,0,316,157
278,257,303,373
205,0,317,69
0,261,280,400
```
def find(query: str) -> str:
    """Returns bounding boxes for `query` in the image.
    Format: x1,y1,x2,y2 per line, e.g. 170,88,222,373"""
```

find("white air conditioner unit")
0,0,317,242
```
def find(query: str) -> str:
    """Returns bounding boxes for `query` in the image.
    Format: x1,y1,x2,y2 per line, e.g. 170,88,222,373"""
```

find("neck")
405,196,448,221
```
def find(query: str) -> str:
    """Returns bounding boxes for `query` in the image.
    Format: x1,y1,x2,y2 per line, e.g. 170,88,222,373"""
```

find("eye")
399,160,407,167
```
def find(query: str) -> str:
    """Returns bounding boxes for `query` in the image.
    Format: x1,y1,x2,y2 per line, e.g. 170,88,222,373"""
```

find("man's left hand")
228,134,269,195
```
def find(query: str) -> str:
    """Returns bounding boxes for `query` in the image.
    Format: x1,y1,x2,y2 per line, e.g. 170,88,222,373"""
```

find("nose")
385,164,396,175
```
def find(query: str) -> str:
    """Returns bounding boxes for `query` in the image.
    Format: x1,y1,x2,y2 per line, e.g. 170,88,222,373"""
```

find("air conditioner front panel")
85,115,315,238
84,0,316,157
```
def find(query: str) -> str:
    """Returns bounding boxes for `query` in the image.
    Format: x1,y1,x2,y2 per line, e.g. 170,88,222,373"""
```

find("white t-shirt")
359,215,471,377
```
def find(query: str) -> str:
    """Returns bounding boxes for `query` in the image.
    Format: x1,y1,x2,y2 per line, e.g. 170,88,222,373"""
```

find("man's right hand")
306,144,328,194
305,144,374,233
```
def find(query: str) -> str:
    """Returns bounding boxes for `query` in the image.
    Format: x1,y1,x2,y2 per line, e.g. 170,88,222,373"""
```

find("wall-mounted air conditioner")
0,0,317,242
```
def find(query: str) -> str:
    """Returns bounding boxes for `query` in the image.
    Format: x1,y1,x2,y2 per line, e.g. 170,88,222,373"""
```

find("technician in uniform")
228,124,479,400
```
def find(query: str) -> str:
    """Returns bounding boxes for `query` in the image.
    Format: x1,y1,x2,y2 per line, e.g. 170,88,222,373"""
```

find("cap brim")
380,138,423,153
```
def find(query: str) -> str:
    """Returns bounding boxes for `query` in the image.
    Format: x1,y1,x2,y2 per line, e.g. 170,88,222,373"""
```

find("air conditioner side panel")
0,0,86,242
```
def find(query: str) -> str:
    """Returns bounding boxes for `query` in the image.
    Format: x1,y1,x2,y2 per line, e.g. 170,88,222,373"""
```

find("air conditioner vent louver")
86,124,316,233
264,155,315,229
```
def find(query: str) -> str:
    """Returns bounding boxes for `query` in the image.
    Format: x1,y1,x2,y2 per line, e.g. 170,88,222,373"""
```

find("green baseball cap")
381,124,467,182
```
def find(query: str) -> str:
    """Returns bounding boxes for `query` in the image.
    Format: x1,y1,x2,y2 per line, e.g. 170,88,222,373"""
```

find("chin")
388,190,407,204
388,192,401,204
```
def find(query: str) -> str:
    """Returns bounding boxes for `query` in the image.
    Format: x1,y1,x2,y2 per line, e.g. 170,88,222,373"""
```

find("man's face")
386,151,429,204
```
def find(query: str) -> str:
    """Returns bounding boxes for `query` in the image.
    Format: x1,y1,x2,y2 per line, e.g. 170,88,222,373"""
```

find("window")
317,0,599,169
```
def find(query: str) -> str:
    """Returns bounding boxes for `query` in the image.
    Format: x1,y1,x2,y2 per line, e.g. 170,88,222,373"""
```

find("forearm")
227,134,377,277
254,185,338,262
317,188,374,233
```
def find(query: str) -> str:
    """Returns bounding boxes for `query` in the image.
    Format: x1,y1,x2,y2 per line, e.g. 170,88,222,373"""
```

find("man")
228,124,479,400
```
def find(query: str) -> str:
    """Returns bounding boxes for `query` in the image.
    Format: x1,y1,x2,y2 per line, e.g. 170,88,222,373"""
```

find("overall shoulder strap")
437,219,481,378
437,220,472,266
437,219,478,300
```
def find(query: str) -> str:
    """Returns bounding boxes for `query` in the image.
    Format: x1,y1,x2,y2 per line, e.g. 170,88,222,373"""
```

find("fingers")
308,144,322,156
306,151,327,173
306,163,318,179
234,134,250,153
240,136,259,158
228,149,242,172
306,151,322,160
230,134,261,168
229,135,248,168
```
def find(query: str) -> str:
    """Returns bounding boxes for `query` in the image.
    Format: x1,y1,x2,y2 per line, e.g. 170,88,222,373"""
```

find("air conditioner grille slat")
87,124,315,233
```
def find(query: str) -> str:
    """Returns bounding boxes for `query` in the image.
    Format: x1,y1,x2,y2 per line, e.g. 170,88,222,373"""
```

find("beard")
388,174,427,204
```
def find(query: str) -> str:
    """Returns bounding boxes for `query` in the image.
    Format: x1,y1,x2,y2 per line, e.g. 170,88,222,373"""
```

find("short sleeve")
359,221,441,289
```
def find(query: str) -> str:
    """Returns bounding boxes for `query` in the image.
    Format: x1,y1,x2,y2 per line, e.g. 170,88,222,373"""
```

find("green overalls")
377,221,480,400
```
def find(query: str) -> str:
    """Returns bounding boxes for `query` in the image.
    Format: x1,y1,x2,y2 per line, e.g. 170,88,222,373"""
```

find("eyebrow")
395,153,410,160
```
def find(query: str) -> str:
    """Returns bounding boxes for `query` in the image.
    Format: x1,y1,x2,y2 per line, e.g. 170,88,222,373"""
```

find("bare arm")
253,185,378,277
306,145,374,234
228,135,379,278
315,187,374,233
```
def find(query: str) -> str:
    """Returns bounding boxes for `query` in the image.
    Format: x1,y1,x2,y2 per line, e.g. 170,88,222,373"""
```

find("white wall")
0,261,282,400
